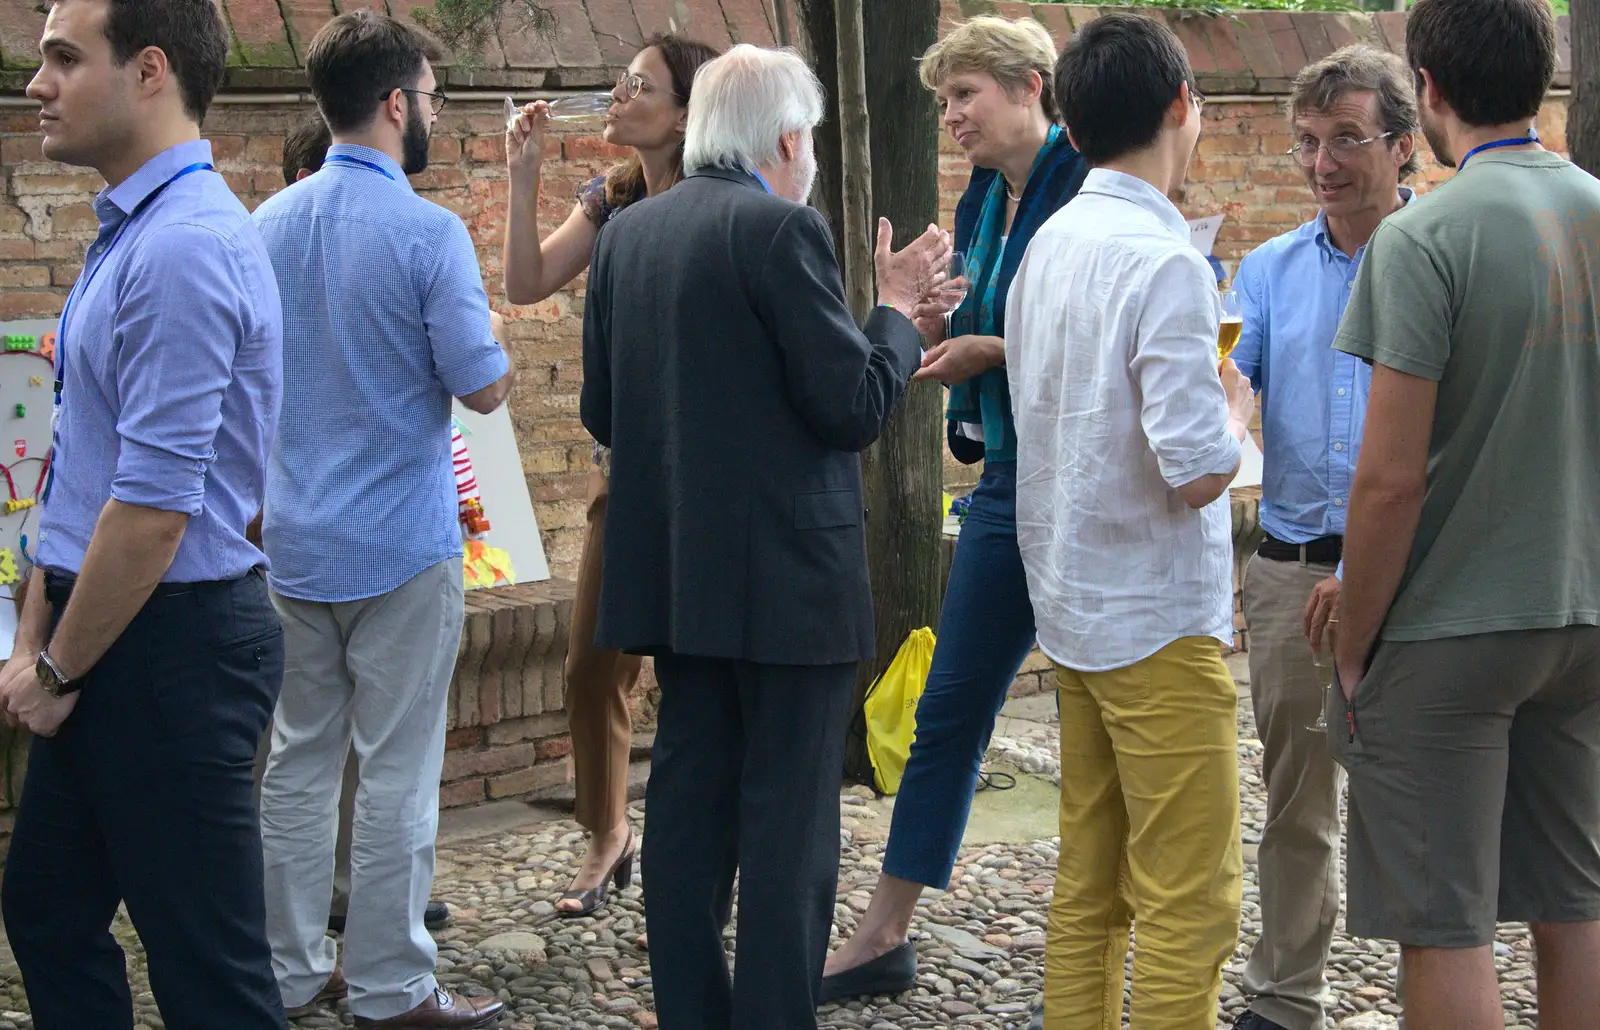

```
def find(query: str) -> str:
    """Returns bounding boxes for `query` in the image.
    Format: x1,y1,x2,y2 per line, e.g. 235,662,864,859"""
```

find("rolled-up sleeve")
425,215,508,398
111,223,249,514
1132,249,1242,489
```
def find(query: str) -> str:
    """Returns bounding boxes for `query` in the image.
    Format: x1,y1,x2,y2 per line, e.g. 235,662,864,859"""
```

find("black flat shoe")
557,829,636,918
817,940,917,1004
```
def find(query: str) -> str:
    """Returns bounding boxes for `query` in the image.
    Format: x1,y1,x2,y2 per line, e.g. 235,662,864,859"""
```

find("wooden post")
834,0,874,323
772,0,793,48
1573,0,1600,175
848,0,944,759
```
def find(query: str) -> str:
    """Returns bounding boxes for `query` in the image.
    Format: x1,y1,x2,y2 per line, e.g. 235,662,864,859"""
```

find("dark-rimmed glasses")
615,72,680,102
398,88,449,115
1288,131,1396,167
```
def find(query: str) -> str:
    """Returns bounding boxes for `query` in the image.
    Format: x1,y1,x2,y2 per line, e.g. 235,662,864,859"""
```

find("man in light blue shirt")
251,12,511,1030
1230,44,1418,1030
0,1,286,1027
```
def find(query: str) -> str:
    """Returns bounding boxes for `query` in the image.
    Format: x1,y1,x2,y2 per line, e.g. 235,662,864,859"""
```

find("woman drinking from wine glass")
503,32,721,920
819,15,1089,1004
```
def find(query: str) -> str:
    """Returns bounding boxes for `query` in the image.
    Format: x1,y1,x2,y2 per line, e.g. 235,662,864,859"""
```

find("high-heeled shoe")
557,828,636,918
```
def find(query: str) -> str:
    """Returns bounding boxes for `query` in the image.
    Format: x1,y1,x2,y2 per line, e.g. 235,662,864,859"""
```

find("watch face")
35,653,63,698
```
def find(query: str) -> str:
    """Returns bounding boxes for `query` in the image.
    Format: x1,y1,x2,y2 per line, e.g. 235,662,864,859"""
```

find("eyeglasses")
1192,87,1207,112
1288,131,1396,167
397,88,449,115
615,71,681,102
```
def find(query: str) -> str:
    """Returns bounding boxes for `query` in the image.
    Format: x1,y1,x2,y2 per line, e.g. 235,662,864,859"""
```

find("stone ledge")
443,579,577,809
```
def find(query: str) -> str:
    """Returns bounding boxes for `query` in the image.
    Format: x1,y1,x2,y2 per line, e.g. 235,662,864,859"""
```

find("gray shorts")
1328,624,1600,947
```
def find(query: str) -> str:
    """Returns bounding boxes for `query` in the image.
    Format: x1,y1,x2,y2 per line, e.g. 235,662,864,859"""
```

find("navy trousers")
2,570,285,1030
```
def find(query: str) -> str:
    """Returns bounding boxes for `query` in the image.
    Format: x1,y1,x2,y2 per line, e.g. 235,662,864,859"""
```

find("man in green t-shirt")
1329,0,1600,1026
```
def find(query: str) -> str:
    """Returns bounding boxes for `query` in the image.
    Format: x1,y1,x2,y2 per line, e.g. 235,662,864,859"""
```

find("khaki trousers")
1241,556,1344,1030
1044,636,1243,1030
566,465,643,833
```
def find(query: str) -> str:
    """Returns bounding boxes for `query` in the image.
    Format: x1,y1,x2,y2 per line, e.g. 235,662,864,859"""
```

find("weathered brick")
1,136,42,166
0,293,64,319
51,263,82,287
10,173,103,196
485,712,571,746
442,742,538,782
440,777,488,808
535,734,573,762
445,726,483,751
487,760,569,799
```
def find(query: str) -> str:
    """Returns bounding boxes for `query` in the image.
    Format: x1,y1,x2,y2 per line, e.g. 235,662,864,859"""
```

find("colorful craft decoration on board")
464,539,515,589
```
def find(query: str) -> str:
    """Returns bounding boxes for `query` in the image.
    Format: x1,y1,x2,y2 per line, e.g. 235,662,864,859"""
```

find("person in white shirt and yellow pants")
1006,13,1257,1029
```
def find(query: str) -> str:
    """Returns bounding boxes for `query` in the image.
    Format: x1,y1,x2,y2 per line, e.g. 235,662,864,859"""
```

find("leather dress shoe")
352,987,504,1028
285,967,348,1019
816,940,917,1004
330,899,451,934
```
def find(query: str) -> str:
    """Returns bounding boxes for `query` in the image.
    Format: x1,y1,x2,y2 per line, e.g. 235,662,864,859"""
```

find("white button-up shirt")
1005,169,1241,672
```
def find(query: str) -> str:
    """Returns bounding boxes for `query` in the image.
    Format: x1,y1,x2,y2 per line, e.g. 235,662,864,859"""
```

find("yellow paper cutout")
0,548,19,586
463,540,515,590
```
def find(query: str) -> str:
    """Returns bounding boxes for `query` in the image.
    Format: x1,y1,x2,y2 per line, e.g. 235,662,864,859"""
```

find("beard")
792,139,817,203
1421,111,1454,168
401,99,431,175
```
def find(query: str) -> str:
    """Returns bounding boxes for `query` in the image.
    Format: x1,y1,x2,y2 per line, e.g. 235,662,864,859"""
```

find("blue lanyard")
1457,129,1539,170
44,160,213,504
324,154,396,180
748,167,774,194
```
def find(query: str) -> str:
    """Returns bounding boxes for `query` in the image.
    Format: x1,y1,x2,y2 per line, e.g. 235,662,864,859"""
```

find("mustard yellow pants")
1044,636,1243,1029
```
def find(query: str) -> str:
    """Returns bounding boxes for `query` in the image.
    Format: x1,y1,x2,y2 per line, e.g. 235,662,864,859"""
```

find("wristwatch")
35,650,87,698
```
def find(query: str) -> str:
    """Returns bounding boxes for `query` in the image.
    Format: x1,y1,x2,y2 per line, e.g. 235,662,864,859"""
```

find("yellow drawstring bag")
863,627,936,795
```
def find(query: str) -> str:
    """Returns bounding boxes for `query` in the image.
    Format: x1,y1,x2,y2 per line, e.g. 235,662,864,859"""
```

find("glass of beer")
1217,288,1243,364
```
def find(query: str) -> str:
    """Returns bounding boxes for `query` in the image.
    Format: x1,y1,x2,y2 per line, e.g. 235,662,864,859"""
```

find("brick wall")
0,2,1575,576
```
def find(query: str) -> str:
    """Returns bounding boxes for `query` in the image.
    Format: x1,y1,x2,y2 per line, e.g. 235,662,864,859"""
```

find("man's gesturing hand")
874,218,952,320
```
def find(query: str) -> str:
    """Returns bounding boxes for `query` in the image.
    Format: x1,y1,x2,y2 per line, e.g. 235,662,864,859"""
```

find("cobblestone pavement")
0,684,1544,1030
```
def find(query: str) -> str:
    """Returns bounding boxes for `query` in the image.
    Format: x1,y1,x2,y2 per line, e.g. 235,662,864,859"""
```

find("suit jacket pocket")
794,489,862,530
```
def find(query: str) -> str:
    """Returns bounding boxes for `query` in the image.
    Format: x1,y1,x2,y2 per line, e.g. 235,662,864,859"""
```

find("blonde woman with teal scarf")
820,15,1089,1004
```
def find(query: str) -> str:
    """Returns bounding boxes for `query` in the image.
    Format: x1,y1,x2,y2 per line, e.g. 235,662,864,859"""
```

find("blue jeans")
882,461,1038,888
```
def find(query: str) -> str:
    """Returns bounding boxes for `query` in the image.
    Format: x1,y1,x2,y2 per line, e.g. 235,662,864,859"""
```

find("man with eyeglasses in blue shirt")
251,11,512,1030
1230,44,1418,1030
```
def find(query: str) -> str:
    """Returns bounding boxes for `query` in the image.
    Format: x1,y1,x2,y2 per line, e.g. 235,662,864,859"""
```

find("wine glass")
1307,617,1338,733
942,251,970,339
505,93,614,132
1217,288,1243,364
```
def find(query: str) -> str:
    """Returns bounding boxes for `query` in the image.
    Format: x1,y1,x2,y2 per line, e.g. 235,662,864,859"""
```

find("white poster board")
452,402,550,584
1187,213,1224,256
0,318,64,660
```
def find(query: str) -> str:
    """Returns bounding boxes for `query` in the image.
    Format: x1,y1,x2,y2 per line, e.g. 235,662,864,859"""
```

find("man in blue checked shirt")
1230,44,1418,1030
251,11,512,1030
0,1,286,1027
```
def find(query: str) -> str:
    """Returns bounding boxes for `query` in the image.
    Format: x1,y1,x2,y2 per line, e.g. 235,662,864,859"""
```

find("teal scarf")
945,126,1062,463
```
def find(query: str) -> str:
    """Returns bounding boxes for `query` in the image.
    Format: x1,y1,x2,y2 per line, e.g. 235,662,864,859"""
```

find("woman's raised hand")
506,101,553,179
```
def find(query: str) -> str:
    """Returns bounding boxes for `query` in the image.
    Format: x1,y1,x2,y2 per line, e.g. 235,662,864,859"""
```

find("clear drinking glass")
942,251,969,339
505,94,613,132
1218,288,1243,364
1307,616,1338,732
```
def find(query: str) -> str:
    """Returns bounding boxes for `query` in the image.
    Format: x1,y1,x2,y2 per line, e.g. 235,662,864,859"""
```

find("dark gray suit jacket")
580,166,922,666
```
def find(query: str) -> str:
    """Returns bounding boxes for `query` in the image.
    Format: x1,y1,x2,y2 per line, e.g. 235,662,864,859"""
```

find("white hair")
683,44,826,174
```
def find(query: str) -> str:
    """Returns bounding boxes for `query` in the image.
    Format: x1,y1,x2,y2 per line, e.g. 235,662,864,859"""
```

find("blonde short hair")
918,16,1059,122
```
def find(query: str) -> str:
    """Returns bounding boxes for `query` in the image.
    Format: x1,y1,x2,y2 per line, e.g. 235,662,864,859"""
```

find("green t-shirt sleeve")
1333,221,1451,382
